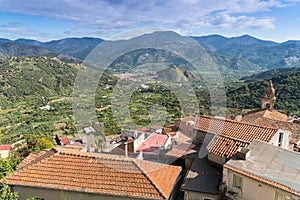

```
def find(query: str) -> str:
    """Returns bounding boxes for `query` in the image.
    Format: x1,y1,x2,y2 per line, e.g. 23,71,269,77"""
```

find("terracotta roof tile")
195,116,278,142
58,144,84,151
195,116,278,159
243,109,288,122
17,149,55,169
242,113,300,141
6,148,181,199
0,145,12,150
136,127,149,133
208,136,246,158
165,143,196,157
137,134,168,152
60,137,69,145
263,110,288,121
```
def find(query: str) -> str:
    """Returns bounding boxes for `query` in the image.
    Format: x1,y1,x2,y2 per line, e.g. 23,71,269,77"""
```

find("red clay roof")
151,126,162,130
136,127,149,133
166,143,196,157
195,116,278,142
60,137,69,145
0,145,12,150
208,136,246,158
6,148,181,199
242,112,300,142
17,150,49,169
59,144,84,151
195,116,278,159
243,109,288,122
137,134,168,152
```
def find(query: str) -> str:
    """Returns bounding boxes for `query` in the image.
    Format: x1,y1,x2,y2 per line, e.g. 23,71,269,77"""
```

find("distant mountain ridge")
0,37,103,60
1,32,300,79
191,34,277,51
192,34,300,71
0,42,55,56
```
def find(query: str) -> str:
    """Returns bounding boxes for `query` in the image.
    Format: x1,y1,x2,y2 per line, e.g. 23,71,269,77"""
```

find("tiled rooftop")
243,109,288,122
58,144,85,151
225,141,300,197
6,148,181,199
166,143,196,158
60,137,69,145
17,150,48,169
208,136,246,158
242,112,300,142
136,133,168,152
195,116,278,159
0,144,12,150
195,116,278,142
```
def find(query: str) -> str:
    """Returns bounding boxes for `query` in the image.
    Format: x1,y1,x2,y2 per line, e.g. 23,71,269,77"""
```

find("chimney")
125,142,128,158
236,146,250,160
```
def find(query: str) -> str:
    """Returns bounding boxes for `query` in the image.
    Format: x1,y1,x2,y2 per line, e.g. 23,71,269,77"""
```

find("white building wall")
184,191,219,200
223,169,299,200
133,132,145,152
269,129,291,149
13,186,138,200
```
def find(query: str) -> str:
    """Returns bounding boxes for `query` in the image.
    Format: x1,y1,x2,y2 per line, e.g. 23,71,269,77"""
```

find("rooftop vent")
236,146,250,160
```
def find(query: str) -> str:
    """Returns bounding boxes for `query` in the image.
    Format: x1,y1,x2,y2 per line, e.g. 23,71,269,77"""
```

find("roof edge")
196,115,279,131
224,164,300,197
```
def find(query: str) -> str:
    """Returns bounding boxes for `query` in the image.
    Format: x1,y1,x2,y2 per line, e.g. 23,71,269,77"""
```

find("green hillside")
241,67,300,82
0,56,78,107
227,70,300,115
43,37,103,60
0,42,55,57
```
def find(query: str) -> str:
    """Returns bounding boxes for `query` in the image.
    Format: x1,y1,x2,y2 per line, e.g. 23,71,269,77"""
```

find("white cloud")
0,0,297,36
0,26,61,41
206,12,275,30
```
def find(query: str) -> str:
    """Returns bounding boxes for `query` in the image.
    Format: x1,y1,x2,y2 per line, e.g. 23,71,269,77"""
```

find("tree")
0,182,18,200
35,137,54,152
0,156,21,179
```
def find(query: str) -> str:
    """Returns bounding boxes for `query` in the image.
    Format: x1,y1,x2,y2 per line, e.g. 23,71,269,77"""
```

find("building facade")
223,141,300,200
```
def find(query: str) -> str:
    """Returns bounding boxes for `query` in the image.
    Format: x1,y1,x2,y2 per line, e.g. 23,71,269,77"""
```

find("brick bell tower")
261,80,276,110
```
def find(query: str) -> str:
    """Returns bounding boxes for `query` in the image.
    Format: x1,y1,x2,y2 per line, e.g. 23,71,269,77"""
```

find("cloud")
0,0,297,36
1,21,22,28
0,26,60,41
206,13,276,30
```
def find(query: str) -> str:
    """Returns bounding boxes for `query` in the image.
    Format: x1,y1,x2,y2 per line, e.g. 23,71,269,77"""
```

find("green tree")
0,182,18,200
35,137,54,152
0,156,21,179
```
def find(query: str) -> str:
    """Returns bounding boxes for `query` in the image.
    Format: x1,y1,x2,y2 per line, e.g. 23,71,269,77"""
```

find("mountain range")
0,37,103,60
1,32,300,79
193,34,300,70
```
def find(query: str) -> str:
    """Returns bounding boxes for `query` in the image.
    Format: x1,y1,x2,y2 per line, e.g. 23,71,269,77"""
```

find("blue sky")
0,0,299,42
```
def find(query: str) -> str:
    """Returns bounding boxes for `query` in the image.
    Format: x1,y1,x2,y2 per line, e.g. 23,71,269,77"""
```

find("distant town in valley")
0,30,300,200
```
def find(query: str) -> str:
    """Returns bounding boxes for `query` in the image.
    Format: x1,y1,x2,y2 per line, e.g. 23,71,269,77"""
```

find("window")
278,132,283,147
275,191,291,200
233,174,242,189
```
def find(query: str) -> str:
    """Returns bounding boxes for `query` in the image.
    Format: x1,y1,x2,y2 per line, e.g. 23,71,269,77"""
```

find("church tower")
261,80,276,110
